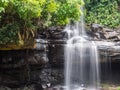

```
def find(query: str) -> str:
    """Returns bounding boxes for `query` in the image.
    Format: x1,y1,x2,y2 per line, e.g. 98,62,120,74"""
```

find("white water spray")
64,6,100,90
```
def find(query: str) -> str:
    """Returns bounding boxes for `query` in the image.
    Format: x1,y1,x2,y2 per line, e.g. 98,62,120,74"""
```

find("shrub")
0,0,83,45
85,0,120,28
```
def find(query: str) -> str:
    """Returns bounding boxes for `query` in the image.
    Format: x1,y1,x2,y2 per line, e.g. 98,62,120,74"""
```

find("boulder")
90,23,120,41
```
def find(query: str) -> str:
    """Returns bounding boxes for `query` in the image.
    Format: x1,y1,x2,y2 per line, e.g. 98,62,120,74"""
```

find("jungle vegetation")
0,0,120,45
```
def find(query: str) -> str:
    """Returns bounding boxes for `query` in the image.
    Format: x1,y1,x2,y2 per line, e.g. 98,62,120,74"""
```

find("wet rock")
91,23,102,32
48,43,65,67
36,26,66,39
96,41,120,62
35,39,48,51
0,77,20,88
0,56,25,69
47,30,66,39
30,68,64,87
89,23,120,41
89,23,105,40
103,28,119,40
0,86,11,90
35,84,44,90
0,49,50,69
0,85,37,90
46,26,66,39
28,52,49,65
48,40,66,44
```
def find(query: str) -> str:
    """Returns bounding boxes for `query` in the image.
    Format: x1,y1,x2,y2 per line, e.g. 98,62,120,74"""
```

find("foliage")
0,23,19,44
51,0,83,25
40,0,84,26
0,0,83,45
118,87,120,90
85,0,120,28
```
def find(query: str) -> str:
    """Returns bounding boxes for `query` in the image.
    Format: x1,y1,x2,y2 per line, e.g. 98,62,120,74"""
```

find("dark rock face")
36,26,66,39
89,23,120,41
0,26,66,89
0,50,50,89
98,43,120,62
48,43,65,67
88,23,120,63
1,25,120,90
0,50,49,69
39,68,64,86
28,51,49,65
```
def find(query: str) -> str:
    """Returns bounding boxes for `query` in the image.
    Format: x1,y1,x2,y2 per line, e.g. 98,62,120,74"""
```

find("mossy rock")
0,40,36,50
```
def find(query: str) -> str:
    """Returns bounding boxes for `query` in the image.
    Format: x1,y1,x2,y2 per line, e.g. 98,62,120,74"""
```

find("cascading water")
64,6,100,90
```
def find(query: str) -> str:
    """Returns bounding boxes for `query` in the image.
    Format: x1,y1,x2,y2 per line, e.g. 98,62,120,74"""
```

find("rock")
35,84,44,90
30,67,64,87
90,23,103,34
34,53,48,64
103,30,119,39
35,39,48,51
48,43,65,67
96,41,120,62
90,23,105,40
0,85,38,90
36,26,66,40
0,76,20,88
47,30,66,39
89,23,120,41
0,86,11,90
28,52,49,65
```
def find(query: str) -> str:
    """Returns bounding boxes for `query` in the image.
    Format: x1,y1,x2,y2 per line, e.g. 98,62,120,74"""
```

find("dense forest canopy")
85,0,120,28
0,0,84,45
0,0,120,45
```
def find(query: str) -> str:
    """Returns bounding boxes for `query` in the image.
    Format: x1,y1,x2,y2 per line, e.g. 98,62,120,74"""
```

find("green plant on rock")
85,0,120,28
0,0,46,45
0,0,84,45
0,23,19,44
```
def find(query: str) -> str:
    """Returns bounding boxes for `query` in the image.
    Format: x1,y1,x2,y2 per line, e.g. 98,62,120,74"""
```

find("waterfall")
64,6,100,90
